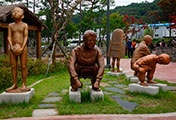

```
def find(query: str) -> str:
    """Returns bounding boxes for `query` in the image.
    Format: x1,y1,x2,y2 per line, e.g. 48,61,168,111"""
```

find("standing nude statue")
68,30,105,91
108,29,125,72
5,7,30,92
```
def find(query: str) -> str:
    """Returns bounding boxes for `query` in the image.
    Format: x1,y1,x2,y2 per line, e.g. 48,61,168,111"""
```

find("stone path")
32,92,63,117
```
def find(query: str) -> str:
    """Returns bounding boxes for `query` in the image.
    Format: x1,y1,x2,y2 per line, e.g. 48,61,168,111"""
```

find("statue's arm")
96,48,105,80
7,24,13,49
68,49,78,79
21,23,28,50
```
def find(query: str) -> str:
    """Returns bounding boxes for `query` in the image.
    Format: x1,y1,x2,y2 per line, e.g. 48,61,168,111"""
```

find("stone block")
147,83,168,91
69,86,81,103
0,88,34,104
130,76,139,82
89,86,104,102
125,74,133,80
128,83,159,95
107,71,124,77
32,109,58,117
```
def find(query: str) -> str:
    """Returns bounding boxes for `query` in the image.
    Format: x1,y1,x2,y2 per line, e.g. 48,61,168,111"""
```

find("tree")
143,27,154,37
157,0,176,22
102,12,125,33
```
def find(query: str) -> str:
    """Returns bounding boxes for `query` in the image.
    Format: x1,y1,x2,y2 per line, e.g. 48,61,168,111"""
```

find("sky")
113,0,154,8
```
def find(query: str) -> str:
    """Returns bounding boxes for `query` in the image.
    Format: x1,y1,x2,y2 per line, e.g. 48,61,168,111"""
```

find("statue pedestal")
89,86,104,102
69,86,81,103
0,88,34,104
128,83,159,95
147,83,168,91
129,76,139,82
107,71,124,77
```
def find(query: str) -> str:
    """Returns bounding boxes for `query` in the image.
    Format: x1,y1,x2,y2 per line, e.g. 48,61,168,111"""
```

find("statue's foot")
93,81,100,90
92,87,101,91
75,80,82,88
116,70,122,73
5,84,18,92
21,87,31,92
111,70,115,72
147,80,157,84
71,88,78,92
140,82,148,86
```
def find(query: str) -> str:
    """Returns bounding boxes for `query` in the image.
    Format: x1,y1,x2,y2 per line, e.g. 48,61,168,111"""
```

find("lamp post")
106,0,110,67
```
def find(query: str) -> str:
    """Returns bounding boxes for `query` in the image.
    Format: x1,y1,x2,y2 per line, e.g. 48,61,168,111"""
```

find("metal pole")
106,0,110,67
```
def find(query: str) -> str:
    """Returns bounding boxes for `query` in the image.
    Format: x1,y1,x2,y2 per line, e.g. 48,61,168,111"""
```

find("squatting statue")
132,54,170,86
68,30,105,91
131,35,152,76
6,7,30,92
108,29,125,72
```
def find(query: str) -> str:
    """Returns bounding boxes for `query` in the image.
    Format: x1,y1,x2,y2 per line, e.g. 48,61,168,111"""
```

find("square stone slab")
69,86,81,103
38,104,56,108
105,87,125,94
111,95,127,99
32,109,58,117
107,71,124,77
0,88,34,104
89,86,104,102
114,84,127,88
167,86,176,91
114,98,139,112
128,83,159,95
42,97,62,103
103,91,112,95
47,92,60,97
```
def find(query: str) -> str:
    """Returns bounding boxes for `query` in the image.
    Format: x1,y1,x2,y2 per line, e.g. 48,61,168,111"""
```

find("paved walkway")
120,59,176,83
5,113,176,120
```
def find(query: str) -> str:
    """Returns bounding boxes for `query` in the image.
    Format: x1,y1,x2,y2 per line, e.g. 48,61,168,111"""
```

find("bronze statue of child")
6,7,30,92
68,30,105,91
132,54,170,86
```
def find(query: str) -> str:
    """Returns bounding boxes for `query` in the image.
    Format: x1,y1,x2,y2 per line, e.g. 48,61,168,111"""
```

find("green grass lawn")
0,69,176,119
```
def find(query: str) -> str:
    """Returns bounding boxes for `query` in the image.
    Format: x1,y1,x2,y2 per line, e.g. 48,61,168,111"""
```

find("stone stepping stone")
105,87,125,94
107,71,124,77
42,97,62,103
38,104,56,108
100,82,111,87
102,78,109,80
111,95,127,99
103,91,112,95
114,84,127,88
167,86,176,91
32,109,58,117
47,92,60,97
61,89,68,94
83,81,91,84
113,98,138,112
108,81,118,84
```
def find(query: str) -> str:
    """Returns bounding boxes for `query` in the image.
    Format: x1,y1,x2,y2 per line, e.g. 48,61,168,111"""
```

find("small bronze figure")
108,29,125,72
6,7,30,92
68,30,105,91
132,54,170,86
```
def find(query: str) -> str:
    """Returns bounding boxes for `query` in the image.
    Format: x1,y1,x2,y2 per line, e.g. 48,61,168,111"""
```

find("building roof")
0,4,47,30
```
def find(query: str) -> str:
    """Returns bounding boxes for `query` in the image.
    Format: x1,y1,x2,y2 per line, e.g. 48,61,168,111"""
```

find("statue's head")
12,7,24,20
83,30,97,49
143,35,153,46
157,53,170,64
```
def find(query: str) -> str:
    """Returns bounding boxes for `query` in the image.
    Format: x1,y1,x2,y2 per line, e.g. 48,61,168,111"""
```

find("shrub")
0,55,68,89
